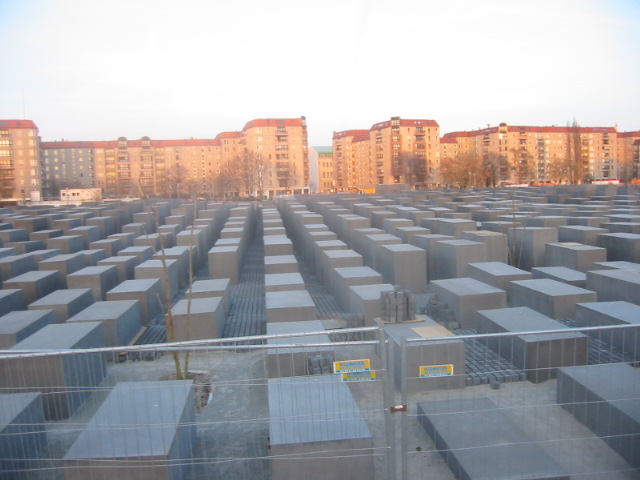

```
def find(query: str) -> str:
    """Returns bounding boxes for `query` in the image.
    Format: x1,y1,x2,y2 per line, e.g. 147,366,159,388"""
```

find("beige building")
0,120,42,200
308,146,334,193
441,123,632,185
242,117,309,196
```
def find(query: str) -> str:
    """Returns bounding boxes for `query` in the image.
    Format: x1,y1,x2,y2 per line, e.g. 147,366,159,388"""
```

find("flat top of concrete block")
349,283,395,300
29,288,93,306
592,261,640,271
533,266,587,282
477,306,585,341
68,265,117,276
334,266,382,279
416,396,567,479
264,255,297,265
381,316,460,344
577,301,640,324
5,270,59,282
266,320,333,353
315,239,347,248
265,290,315,309
108,278,161,294
587,268,640,284
63,380,194,459
468,262,530,276
10,321,103,350
99,255,137,264
190,278,230,292
263,236,292,245
172,296,222,315
68,300,139,321
268,375,371,445
209,245,239,253
39,252,85,263
365,233,401,242
0,309,55,334
430,277,506,295
380,243,426,254
0,288,22,299
436,239,483,247
549,242,604,252
323,249,362,260
265,272,305,286
558,364,640,420
600,232,640,239
136,259,177,268
0,392,42,426
511,278,595,295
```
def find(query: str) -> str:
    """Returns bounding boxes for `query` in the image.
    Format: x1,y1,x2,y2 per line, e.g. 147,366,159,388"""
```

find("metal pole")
377,326,396,480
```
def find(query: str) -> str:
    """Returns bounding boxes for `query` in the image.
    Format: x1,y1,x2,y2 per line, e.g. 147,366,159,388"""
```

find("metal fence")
0,326,392,480
1,323,639,480
396,323,639,480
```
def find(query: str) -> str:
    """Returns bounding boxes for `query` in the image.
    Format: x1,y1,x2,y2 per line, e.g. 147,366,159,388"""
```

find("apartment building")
308,146,334,193
242,117,309,197
0,120,42,200
441,123,629,185
42,141,95,195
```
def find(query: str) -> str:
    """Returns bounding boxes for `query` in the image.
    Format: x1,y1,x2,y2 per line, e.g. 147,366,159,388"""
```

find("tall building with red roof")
0,120,42,200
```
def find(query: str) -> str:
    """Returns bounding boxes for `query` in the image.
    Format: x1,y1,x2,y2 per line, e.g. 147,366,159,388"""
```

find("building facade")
0,120,42,200
308,146,334,193
441,123,639,186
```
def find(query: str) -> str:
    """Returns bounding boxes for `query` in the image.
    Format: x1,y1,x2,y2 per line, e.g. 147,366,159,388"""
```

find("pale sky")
1,0,639,145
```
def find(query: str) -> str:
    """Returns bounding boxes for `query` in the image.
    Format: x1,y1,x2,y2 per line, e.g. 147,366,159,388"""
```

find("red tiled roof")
619,131,640,138
0,119,38,130
243,118,304,130
42,138,221,149
215,131,244,140
352,132,370,142
370,118,438,131
333,129,369,140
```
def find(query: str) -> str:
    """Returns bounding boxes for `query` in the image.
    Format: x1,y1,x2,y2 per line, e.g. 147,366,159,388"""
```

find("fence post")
377,325,396,480
400,335,408,480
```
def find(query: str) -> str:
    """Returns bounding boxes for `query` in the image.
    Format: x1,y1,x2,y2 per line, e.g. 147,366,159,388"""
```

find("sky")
1,0,639,145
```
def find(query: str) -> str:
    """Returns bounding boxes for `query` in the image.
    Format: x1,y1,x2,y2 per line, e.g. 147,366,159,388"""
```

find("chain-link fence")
397,323,639,480
0,326,392,480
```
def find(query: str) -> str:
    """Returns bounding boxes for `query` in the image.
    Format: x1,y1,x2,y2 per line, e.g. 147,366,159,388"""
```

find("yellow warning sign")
341,371,376,382
333,359,370,373
419,364,454,378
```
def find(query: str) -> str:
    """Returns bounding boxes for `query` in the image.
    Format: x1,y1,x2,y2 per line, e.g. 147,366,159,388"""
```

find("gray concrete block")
380,316,466,391
67,226,100,249
45,235,84,254
586,268,640,305
170,296,225,341
98,255,138,283
332,266,384,310
264,255,298,274
268,375,373,480
265,272,305,293
28,288,94,323
1,322,106,419
63,380,196,480
0,289,25,317
187,279,231,316
106,279,163,325
0,310,55,349
37,253,87,287
597,233,640,262
266,320,333,378
476,307,588,382
462,230,508,263
118,245,154,262
510,279,597,319
575,301,640,360
347,283,395,326
434,239,487,280
0,254,37,283
417,397,568,480
557,225,607,246
508,227,559,270
266,290,316,323
532,266,587,287
68,299,142,347
378,243,427,292
208,245,241,284
67,265,119,302
557,363,640,469
544,242,607,272
3,270,62,305
429,278,507,329
0,392,47,480
135,259,179,300
466,262,531,301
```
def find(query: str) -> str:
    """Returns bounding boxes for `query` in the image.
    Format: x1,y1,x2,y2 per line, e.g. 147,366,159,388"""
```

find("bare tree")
398,152,427,188
441,152,483,188
236,150,267,198
483,152,504,187
508,148,535,184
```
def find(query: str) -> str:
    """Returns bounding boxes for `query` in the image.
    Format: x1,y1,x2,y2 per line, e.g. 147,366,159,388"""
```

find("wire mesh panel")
398,323,640,480
0,326,391,480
